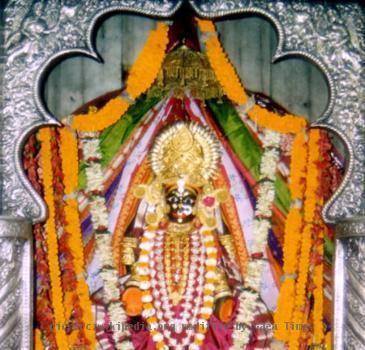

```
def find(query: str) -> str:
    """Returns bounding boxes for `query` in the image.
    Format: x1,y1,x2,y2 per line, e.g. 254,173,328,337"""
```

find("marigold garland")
197,19,248,105
38,128,69,350
126,22,169,99
289,129,321,350
197,19,307,134
312,235,324,344
311,131,328,346
273,130,308,341
59,127,97,348
67,22,169,133
35,328,44,350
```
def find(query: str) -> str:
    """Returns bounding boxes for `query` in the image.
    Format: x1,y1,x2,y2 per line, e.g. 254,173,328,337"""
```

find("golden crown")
149,121,221,188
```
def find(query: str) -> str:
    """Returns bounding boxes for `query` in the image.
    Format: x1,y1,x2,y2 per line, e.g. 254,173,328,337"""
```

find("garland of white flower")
230,129,281,349
81,132,133,350
136,224,217,350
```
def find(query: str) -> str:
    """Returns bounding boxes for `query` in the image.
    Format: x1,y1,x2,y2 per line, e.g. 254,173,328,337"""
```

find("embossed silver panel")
0,217,32,350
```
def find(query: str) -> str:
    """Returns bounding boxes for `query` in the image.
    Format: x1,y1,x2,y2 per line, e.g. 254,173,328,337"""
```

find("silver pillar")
335,217,365,349
0,216,33,350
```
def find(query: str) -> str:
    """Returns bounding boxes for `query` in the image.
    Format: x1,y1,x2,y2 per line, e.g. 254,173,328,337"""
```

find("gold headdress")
134,121,228,226
150,121,221,187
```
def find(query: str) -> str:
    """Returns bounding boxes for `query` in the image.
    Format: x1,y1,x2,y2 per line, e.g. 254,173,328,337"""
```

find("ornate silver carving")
190,0,365,223
336,217,365,239
1,0,183,223
343,235,365,349
0,217,32,350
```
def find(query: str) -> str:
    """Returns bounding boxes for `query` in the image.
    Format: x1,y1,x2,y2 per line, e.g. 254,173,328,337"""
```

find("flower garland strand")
38,128,69,350
197,19,307,134
289,129,321,350
310,131,329,346
23,134,57,349
230,129,281,349
81,132,133,350
66,22,169,132
137,224,217,350
273,131,308,341
59,127,97,348
35,328,44,350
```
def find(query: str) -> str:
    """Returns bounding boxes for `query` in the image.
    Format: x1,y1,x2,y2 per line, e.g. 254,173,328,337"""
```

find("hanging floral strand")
38,128,70,350
230,129,281,349
65,22,169,132
59,127,97,348
273,130,308,342
197,19,307,134
23,134,57,349
289,129,321,350
80,132,133,350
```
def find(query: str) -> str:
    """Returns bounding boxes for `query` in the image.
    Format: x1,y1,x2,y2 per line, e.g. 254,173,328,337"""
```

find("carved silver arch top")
1,0,364,223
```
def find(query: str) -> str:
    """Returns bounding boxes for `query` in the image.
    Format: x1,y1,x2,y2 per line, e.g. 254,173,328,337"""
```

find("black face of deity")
165,187,197,224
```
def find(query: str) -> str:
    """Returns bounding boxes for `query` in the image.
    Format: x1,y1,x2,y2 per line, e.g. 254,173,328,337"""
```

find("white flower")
81,139,101,159
152,332,163,342
200,307,212,315
205,271,216,279
139,242,153,250
256,182,276,217
140,281,151,290
205,258,217,266
206,247,217,254
204,283,215,291
139,255,149,263
259,148,279,180
262,129,281,148
142,308,156,318
141,294,153,303
85,163,104,192
89,197,109,228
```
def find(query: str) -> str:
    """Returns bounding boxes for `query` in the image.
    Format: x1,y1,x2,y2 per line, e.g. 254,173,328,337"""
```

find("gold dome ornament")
150,121,221,187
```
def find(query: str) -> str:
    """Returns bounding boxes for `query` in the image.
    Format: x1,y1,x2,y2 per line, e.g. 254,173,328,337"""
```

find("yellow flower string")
59,127,96,348
274,131,308,341
289,129,321,350
35,328,44,350
311,131,327,346
68,22,169,132
197,19,307,134
197,19,248,105
313,230,324,345
126,22,169,99
325,331,332,349
71,98,129,132
38,128,69,350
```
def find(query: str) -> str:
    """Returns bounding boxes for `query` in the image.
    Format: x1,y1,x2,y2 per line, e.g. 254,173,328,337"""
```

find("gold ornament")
218,234,237,259
121,237,139,266
214,267,232,300
150,121,221,188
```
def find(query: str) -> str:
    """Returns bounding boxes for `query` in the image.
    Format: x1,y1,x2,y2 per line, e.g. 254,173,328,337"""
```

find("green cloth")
207,98,290,214
78,96,160,190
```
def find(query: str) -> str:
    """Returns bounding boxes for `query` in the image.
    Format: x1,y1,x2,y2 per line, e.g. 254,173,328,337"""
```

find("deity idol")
119,121,272,349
